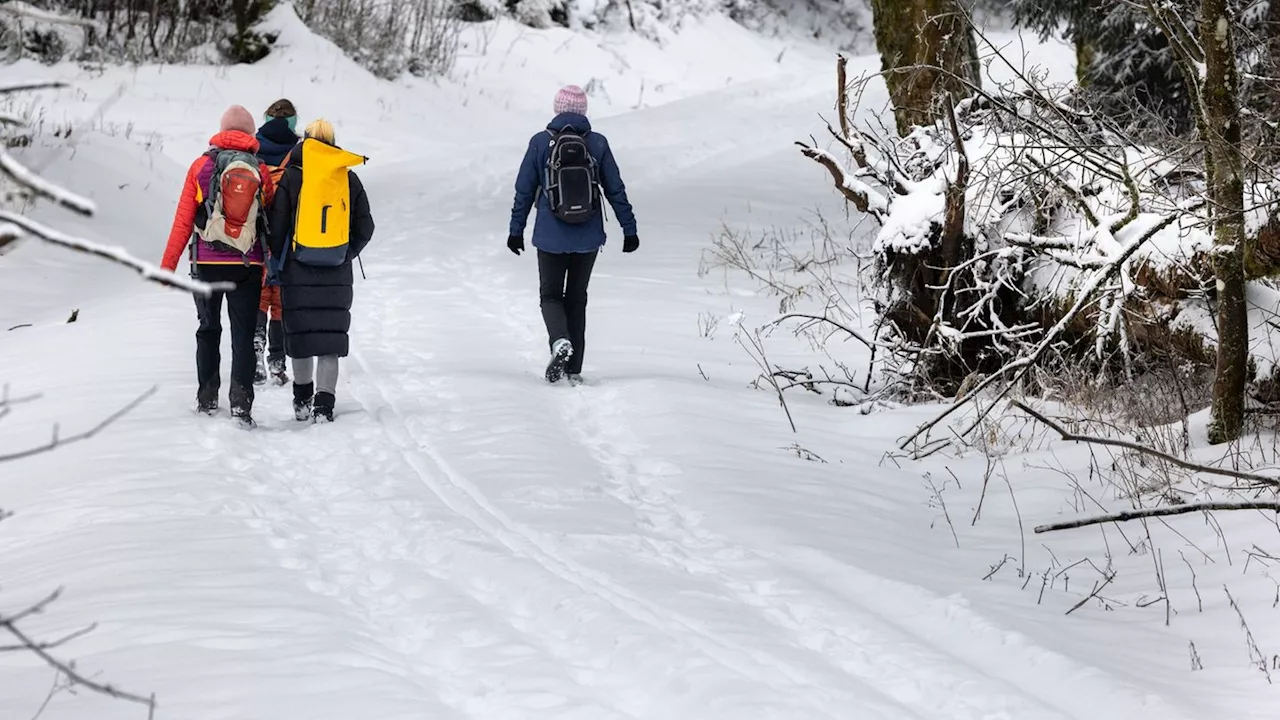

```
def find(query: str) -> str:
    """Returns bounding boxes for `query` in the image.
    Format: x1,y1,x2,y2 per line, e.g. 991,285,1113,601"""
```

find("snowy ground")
2,7,1280,719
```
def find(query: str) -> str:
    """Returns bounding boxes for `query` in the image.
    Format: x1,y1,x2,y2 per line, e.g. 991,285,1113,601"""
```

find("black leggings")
537,249,598,375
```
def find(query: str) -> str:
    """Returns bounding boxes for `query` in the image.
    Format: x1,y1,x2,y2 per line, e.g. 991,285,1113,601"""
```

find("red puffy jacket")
161,130,277,272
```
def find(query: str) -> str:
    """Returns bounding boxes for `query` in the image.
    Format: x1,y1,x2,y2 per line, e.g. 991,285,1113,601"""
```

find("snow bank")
0,129,184,328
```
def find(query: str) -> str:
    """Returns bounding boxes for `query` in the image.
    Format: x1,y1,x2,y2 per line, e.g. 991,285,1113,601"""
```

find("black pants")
538,249,598,375
194,265,264,410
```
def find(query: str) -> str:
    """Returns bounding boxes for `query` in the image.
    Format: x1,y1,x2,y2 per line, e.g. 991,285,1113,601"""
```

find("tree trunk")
869,0,981,135
1074,35,1095,87
1201,0,1248,444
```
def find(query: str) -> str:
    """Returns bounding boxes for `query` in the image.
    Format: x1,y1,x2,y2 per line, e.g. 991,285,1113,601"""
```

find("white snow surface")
2,10,1279,719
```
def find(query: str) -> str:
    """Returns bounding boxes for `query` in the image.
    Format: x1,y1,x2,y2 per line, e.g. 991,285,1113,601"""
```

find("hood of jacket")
256,117,298,165
547,112,591,134
209,130,259,154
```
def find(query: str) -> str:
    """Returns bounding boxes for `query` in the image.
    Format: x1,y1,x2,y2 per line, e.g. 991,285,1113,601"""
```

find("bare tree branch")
796,143,889,221
1036,501,1280,534
0,80,68,95
1013,399,1280,488
0,623,96,652
0,386,157,463
836,53,851,142
1,621,155,711
772,312,874,350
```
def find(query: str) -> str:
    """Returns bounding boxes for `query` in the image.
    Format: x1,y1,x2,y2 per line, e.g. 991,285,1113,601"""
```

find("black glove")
623,235,639,253
507,235,524,255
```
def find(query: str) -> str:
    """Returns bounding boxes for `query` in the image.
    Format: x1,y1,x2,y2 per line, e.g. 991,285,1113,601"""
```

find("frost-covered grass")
1,12,1278,720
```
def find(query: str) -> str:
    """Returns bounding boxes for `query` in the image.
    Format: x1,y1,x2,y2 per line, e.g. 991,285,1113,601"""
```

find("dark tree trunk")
1201,0,1248,443
869,0,981,135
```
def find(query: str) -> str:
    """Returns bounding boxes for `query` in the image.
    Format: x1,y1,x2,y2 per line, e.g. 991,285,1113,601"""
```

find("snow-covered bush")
791,56,1280,409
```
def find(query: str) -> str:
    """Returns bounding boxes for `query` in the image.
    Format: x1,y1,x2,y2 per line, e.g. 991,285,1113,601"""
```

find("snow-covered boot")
229,382,255,429
313,391,335,423
293,382,314,421
196,385,218,416
253,321,268,386
545,339,573,384
567,373,585,387
268,356,289,386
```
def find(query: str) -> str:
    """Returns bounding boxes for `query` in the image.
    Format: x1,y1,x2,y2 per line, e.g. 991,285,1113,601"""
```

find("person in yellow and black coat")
266,118,374,423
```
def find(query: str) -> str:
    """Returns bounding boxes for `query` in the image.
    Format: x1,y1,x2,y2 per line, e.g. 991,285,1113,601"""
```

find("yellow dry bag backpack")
291,138,367,267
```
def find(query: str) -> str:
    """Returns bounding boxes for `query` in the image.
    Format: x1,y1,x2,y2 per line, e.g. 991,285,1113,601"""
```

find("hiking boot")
567,373,584,387
268,356,289,386
196,385,219,415
293,382,314,421
313,391,335,423
545,339,573,384
231,407,257,429
229,382,255,428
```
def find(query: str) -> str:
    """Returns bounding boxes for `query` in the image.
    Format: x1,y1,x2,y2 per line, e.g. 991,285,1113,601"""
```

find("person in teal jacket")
508,85,639,386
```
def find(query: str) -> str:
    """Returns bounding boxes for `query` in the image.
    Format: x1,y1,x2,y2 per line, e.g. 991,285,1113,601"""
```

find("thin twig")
772,312,873,349
0,387,157,463
0,622,155,708
1066,572,1117,615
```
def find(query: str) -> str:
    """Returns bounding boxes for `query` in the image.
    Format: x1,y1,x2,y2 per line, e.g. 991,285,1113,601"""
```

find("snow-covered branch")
899,208,1193,450
0,147,94,216
0,214,231,297
796,143,889,221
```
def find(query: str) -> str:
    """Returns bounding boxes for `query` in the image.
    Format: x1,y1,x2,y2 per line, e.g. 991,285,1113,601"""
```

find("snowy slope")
2,10,1279,720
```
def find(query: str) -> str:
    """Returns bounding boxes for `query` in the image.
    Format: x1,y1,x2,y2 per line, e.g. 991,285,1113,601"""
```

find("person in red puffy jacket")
161,105,276,426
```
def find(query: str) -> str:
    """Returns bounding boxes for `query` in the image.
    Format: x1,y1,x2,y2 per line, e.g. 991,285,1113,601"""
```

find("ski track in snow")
387,231,1122,720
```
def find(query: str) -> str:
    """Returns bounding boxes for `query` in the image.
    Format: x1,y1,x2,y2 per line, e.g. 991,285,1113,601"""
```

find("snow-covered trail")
1,50,1247,720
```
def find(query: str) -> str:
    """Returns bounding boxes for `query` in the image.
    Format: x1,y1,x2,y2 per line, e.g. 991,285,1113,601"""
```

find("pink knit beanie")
220,105,256,135
553,85,588,116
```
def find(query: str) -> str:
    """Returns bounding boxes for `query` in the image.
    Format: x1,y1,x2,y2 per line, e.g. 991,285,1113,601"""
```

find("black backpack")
544,128,598,224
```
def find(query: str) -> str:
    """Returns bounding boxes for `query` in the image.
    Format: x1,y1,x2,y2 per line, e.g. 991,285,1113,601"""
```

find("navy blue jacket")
510,113,637,254
256,117,299,168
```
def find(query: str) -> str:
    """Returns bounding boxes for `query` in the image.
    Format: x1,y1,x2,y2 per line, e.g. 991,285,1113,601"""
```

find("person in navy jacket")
508,85,639,386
